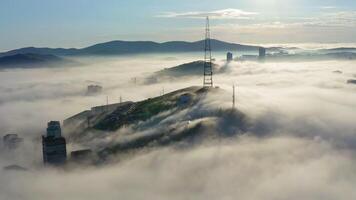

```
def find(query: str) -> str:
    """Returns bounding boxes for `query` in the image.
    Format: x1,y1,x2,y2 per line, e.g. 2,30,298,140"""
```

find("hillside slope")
64,86,249,163
0,53,71,68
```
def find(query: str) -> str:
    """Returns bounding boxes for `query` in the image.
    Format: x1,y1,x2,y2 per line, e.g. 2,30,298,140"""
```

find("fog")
1,52,356,199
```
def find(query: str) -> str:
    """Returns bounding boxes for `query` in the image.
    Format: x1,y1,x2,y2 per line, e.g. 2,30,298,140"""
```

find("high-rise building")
42,121,67,165
46,121,62,137
259,47,266,60
227,52,233,62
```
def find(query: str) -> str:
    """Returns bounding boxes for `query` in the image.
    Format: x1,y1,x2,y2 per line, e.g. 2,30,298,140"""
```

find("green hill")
65,86,249,163
155,61,220,77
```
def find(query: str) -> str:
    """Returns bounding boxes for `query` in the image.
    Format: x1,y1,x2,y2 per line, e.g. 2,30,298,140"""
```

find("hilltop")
145,61,224,84
64,86,249,163
154,61,219,77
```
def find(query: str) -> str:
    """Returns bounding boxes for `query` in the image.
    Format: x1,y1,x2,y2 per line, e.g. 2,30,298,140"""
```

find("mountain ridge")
0,53,71,68
0,39,262,57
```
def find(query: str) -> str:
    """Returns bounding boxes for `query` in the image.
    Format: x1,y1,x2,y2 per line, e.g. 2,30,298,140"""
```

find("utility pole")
119,95,122,103
203,16,213,87
232,84,236,109
87,115,92,128
106,95,109,111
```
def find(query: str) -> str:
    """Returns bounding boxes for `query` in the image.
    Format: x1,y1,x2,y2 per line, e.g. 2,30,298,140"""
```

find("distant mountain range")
0,53,70,68
0,39,261,57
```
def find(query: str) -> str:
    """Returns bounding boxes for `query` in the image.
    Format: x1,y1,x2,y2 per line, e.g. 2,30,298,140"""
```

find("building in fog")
227,52,233,62
46,121,62,137
86,85,103,95
259,47,266,60
3,134,23,150
42,121,67,165
70,149,94,164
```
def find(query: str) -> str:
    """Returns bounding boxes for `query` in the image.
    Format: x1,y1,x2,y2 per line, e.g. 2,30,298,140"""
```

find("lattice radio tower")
203,16,213,87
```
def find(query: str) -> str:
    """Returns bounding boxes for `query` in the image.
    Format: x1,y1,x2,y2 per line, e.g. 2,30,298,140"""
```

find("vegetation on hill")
94,87,201,131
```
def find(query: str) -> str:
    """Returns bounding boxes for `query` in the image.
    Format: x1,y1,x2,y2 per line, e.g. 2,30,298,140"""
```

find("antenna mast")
203,16,213,87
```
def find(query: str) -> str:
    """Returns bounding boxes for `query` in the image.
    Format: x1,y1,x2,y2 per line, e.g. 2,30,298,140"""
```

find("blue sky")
1,0,356,51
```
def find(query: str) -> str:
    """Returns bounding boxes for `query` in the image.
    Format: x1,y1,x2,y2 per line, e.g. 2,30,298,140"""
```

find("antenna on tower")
203,16,213,87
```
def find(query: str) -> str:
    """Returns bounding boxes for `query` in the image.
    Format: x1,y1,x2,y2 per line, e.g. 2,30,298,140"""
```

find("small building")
70,149,94,164
227,52,233,62
259,47,266,60
347,79,356,84
86,85,102,95
42,121,67,166
3,134,23,150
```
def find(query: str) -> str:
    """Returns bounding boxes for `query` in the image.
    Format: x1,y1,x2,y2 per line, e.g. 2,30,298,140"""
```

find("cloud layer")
155,8,356,44
158,9,258,19
1,53,356,199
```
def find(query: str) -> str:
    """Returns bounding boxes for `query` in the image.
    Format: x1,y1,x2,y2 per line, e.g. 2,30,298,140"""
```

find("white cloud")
220,11,356,29
319,11,356,27
154,9,356,43
320,6,337,10
158,8,258,19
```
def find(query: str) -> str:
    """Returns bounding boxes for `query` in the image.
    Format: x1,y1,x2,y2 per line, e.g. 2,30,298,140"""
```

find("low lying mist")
1,52,356,199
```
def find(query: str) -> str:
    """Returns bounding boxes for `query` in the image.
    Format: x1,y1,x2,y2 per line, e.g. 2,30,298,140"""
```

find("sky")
1,0,356,51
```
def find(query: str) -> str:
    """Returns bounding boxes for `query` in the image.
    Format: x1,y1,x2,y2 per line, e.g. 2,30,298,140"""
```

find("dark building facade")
70,149,94,164
259,47,266,60
42,121,67,165
86,85,103,95
227,52,233,62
